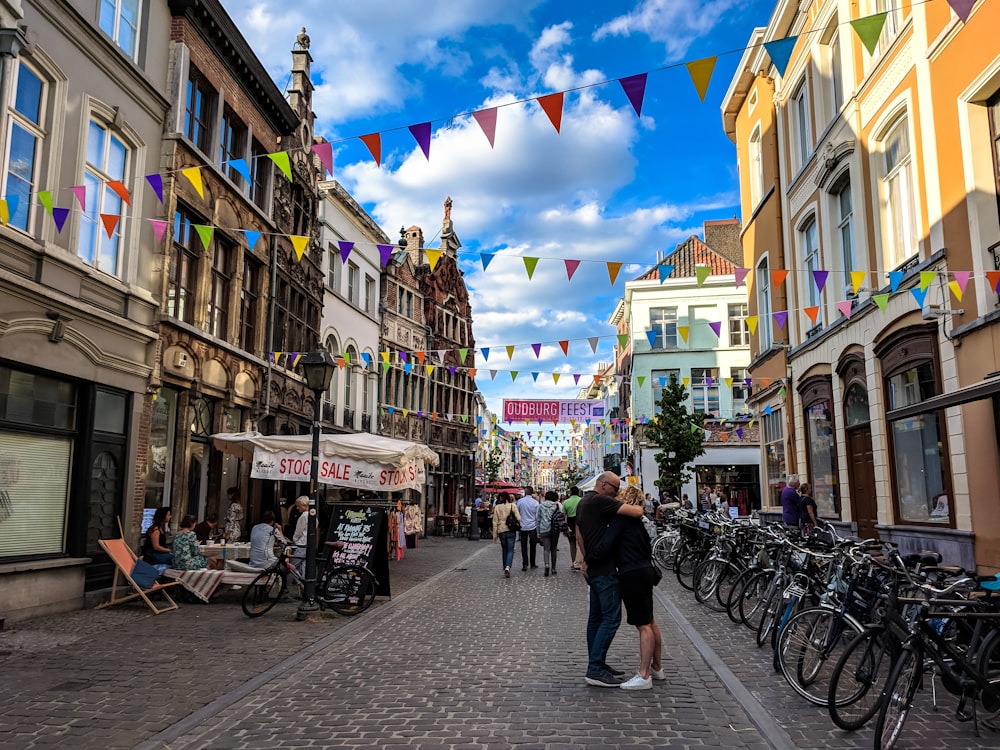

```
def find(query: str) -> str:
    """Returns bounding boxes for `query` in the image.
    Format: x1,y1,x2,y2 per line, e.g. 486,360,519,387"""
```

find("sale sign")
250,447,427,492
502,399,605,423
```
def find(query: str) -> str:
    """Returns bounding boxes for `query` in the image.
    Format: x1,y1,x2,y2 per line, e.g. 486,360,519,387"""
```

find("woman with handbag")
585,484,664,690
492,493,521,578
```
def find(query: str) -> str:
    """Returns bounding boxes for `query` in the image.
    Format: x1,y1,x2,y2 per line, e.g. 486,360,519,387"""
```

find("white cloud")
594,0,743,61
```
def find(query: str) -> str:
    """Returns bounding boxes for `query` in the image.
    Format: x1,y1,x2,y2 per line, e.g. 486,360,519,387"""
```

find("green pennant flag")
343,352,351,366
267,151,293,181
873,293,890,311
851,12,888,56
919,270,936,291
460,414,468,423
523,256,539,279
617,334,629,349
194,224,214,251
695,265,712,287
511,371,518,381
690,423,700,434
637,375,645,387
779,386,787,398
458,348,468,363
38,191,53,216
381,361,390,373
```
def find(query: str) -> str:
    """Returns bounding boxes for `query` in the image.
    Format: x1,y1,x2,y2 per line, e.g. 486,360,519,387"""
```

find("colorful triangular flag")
618,73,648,117
851,13,888,56
685,56,717,102
763,36,798,78
408,122,432,160
359,133,381,166
537,92,564,132
473,107,497,148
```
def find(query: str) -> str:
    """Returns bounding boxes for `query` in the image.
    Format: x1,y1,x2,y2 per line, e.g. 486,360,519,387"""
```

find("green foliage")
483,445,504,483
560,464,588,493
643,375,706,496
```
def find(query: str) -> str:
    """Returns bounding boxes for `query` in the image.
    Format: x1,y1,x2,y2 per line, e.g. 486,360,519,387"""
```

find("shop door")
187,442,209,521
85,442,125,589
847,425,878,540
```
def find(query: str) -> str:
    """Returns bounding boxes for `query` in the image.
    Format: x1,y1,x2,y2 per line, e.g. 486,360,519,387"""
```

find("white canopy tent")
211,431,439,493
578,472,603,492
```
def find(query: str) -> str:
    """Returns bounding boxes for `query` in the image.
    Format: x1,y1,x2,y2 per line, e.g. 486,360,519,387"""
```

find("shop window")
190,397,214,438
803,386,840,518
144,388,177,514
0,366,77,430
763,407,786,506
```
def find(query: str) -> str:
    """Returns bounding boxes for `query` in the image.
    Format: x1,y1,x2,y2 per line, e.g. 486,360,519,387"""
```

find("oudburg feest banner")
502,399,605,423
249,448,427,492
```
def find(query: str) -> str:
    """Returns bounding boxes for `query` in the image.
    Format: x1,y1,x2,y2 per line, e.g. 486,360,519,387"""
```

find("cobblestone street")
1,537,996,749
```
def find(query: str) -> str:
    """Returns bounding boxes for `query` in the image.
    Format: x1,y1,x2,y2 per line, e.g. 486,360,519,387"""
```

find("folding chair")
96,537,181,615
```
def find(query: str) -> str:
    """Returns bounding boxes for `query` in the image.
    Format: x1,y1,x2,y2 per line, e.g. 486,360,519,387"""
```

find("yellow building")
723,0,1000,570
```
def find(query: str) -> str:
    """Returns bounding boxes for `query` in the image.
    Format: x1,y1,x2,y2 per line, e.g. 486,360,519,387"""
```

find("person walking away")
224,487,244,542
576,471,645,688
586,485,664,690
536,490,564,576
780,476,801,531
516,487,540,571
798,482,818,536
492,493,521,578
562,486,583,570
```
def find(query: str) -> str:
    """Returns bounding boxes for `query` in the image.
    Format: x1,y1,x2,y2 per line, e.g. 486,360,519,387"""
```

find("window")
691,367,720,415
208,239,233,340
748,126,763,208
988,91,1000,220
873,0,901,58
168,207,201,324
184,68,215,154
344,348,356,413
651,369,680,409
347,262,359,305
791,81,812,171
879,117,918,269
763,406,786,506
728,303,749,346
398,288,413,317
803,390,840,518
649,307,677,348
327,245,341,291
834,176,856,287
731,368,749,413
275,280,317,354
219,107,246,186
78,120,128,276
250,139,270,210
362,369,371,421
365,275,376,314
99,0,141,59
3,61,45,234
291,184,311,236
239,255,261,354
757,257,773,349
800,216,822,327
829,32,844,117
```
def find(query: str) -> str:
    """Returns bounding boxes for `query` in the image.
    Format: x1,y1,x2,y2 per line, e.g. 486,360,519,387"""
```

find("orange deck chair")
97,537,181,615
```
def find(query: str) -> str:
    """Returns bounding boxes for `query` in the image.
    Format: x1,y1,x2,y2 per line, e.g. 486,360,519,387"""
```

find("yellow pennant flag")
695,265,711,287
677,325,689,343
919,271,936,291
948,281,963,302
746,315,759,334
380,351,390,363
0,199,8,225
725,377,733,389
607,262,623,285
506,345,515,359
290,235,309,261
182,167,204,198
682,377,690,388
851,271,867,295
425,249,442,271
425,365,435,376
686,56,717,102
552,373,561,384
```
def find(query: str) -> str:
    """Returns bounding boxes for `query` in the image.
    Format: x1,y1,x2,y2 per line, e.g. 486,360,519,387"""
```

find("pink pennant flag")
473,108,497,148
70,185,87,210
618,73,648,117
837,300,854,319
311,142,334,176
564,258,581,281
408,122,432,160
531,343,542,358
953,270,971,294
735,267,750,286
148,218,169,242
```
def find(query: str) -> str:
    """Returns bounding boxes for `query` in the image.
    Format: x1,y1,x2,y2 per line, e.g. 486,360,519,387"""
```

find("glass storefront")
695,464,761,515
805,399,839,517
144,388,178,531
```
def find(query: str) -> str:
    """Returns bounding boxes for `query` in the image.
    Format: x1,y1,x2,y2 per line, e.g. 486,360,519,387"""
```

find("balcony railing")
343,409,356,428
361,414,372,433
322,402,336,423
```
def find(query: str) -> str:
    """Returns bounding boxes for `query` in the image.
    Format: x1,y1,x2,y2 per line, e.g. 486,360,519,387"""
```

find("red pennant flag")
987,271,1000,294
537,92,564,133
473,108,497,148
359,133,381,166
558,340,569,355
564,258,581,281
100,214,119,238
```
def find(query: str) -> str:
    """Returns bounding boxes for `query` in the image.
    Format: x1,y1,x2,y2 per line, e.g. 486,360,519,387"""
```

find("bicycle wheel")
755,583,784,647
674,549,701,591
241,569,284,618
874,645,921,750
725,567,758,624
829,627,895,731
321,566,377,616
694,559,729,612
776,607,864,706
977,629,1000,725
714,563,743,613
652,535,678,571
740,570,774,631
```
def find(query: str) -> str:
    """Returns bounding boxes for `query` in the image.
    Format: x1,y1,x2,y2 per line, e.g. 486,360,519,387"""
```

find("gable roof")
635,235,737,281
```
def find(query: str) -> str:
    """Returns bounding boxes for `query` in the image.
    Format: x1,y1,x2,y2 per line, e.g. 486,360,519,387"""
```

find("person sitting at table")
173,515,225,570
249,510,287,569
193,513,219,543
142,507,174,565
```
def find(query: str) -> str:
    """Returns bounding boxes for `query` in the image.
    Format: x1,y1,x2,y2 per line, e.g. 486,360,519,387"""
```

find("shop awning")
885,373,1000,421
210,431,439,493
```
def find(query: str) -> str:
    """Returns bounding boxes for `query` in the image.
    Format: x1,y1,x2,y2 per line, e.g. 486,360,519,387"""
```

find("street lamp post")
297,349,337,621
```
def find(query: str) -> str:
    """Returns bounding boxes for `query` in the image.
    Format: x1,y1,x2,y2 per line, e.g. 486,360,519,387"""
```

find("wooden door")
846,425,878,540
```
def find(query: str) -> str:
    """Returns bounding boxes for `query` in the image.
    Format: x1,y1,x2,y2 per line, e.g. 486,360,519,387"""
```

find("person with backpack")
492,493,522,578
537,490,568,577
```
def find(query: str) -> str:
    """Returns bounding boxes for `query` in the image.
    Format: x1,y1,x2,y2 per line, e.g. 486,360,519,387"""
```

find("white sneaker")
620,673,652,690
650,667,666,681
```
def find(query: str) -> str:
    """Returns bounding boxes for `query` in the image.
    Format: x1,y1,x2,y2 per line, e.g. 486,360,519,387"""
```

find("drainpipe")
264,233,278,420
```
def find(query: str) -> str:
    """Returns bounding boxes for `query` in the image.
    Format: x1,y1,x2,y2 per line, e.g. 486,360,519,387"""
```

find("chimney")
703,218,743,267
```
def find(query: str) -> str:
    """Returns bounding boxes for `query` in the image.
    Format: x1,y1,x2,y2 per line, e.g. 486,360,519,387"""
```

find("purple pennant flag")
145,174,164,202
773,311,788,330
377,244,394,268
531,343,542,357
706,377,714,388
408,122,432,160
448,366,457,376
736,428,744,440
338,240,354,263
744,377,753,390
709,321,722,338
618,73,648,117
948,0,976,22
812,270,829,293
52,207,70,233
399,351,408,364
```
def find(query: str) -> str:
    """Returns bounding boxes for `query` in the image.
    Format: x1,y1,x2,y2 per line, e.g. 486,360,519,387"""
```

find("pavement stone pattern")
658,575,1000,750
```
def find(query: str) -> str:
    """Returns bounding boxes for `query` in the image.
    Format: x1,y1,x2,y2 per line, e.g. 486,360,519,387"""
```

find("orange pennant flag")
607,262,623,285
415,351,426,364
558,340,569,355
107,180,131,205
359,133,381,166
804,306,819,324
100,214,119,238
537,92,564,133
771,269,789,288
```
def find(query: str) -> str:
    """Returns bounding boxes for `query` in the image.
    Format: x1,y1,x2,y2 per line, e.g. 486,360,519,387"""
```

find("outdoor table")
198,542,251,561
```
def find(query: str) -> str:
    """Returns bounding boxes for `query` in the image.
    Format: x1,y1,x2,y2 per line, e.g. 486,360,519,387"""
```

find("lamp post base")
296,599,320,621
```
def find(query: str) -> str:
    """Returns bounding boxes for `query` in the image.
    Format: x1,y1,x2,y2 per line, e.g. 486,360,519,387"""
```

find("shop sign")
250,448,426,492
502,399,605,423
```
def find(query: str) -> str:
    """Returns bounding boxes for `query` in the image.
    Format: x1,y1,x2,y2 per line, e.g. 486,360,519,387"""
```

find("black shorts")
619,567,655,626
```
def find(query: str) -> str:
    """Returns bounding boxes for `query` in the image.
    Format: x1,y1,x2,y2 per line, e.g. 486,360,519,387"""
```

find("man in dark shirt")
780,477,801,528
193,513,218,543
576,471,645,687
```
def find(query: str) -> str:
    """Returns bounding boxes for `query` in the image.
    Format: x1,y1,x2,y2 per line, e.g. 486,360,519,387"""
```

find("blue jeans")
586,574,622,674
150,551,173,566
498,531,517,569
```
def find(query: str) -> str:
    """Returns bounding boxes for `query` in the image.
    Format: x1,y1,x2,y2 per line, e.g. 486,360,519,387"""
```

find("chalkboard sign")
325,504,390,597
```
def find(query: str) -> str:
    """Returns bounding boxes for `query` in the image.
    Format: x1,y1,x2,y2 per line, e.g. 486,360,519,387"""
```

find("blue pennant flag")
764,36,798,79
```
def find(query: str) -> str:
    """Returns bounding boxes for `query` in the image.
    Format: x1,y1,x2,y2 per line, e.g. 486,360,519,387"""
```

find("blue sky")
220,0,773,453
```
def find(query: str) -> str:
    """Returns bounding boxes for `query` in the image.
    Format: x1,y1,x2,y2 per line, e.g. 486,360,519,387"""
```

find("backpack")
549,507,568,535
505,506,521,532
